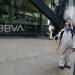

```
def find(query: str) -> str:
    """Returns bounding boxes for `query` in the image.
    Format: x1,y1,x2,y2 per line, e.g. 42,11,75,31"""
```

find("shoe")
59,66,64,70
58,60,65,70
64,65,71,69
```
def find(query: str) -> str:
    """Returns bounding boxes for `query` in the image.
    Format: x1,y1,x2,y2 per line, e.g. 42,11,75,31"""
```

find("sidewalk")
0,37,74,75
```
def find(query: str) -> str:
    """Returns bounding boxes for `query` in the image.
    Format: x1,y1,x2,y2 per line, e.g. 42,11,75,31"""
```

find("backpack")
60,30,73,41
58,30,73,46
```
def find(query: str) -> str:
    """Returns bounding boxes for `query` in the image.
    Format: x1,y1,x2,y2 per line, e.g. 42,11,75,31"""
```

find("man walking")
54,19,73,69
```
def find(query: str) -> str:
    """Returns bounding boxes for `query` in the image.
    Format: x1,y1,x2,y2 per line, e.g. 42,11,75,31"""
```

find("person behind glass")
55,19,74,69
48,24,53,40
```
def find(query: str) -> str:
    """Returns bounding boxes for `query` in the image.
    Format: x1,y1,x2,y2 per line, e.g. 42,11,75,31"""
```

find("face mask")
64,26,69,29
64,24,72,30
66,29,70,31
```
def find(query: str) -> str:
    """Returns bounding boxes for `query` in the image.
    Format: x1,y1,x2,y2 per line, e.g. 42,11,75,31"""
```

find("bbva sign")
0,25,24,32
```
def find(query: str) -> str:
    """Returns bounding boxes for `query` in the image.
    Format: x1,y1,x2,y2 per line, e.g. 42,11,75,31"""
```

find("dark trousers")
73,62,75,75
